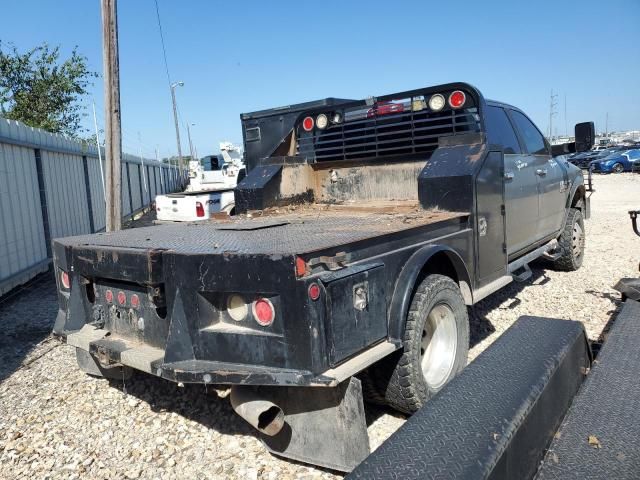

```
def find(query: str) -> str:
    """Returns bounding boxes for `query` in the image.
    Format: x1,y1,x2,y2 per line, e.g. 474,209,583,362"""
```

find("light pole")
170,81,184,171
186,122,196,160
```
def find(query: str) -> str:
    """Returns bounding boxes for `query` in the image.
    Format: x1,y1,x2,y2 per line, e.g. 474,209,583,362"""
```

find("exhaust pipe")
230,386,285,436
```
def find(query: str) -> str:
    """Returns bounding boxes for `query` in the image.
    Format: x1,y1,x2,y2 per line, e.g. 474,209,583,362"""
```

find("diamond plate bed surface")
536,299,640,479
56,209,465,256
348,317,588,480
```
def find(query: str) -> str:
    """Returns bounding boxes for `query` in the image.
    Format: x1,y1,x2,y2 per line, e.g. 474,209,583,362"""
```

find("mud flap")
258,377,369,472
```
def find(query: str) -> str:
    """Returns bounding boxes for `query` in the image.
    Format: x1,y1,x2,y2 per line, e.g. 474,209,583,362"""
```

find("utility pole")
101,0,122,231
548,89,558,142
170,81,184,170
605,112,609,138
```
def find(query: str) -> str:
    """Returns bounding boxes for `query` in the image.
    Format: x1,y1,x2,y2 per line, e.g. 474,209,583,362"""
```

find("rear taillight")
105,289,114,303
196,201,205,217
448,90,466,109
252,298,275,326
60,270,70,290
117,291,126,306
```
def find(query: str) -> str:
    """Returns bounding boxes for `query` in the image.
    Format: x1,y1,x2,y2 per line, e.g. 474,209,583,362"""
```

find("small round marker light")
60,271,71,290
308,283,321,301
130,293,140,309
331,112,343,124
316,114,329,130
448,90,466,109
252,298,275,327
302,116,314,131
428,94,446,112
117,291,126,306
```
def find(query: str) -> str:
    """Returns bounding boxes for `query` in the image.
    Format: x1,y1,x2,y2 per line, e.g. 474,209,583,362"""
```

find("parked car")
569,146,627,169
590,149,640,173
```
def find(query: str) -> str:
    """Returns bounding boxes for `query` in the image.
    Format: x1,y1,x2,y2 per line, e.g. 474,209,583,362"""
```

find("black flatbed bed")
57,203,467,256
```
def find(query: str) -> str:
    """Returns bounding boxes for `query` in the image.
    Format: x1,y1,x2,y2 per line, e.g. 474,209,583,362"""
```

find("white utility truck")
155,142,245,222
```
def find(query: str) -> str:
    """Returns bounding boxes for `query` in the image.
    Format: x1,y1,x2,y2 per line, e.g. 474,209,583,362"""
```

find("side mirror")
575,122,595,152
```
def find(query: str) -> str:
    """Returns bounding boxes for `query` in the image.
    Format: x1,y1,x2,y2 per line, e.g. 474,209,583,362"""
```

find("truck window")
509,110,548,155
485,106,521,154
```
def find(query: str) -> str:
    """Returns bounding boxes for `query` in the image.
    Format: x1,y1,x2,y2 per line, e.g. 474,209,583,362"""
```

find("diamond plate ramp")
537,299,640,479
348,317,590,480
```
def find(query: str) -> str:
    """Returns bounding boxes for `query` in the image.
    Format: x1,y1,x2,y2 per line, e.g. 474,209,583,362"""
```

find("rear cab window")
485,106,522,154
509,110,549,155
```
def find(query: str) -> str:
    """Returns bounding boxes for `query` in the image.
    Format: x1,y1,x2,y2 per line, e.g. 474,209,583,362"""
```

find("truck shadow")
0,272,58,384
107,373,254,437
468,265,551,349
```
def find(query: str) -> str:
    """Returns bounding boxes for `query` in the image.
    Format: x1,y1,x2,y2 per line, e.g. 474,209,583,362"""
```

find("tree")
0,41,97,137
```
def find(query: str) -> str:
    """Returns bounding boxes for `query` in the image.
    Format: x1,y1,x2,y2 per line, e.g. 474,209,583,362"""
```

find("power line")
154,0,173,87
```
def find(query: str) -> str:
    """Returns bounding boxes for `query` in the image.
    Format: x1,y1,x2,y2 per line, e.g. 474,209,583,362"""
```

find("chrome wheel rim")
613,163,623,173
572,221,584,259
420,303,458,389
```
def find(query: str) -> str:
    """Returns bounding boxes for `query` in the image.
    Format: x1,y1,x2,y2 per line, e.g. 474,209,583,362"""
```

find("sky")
3,0,639,159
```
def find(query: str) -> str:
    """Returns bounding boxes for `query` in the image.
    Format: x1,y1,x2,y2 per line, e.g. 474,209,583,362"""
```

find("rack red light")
448,90,466,109
117,291,126,306
302,116,314,131
105,289,113,303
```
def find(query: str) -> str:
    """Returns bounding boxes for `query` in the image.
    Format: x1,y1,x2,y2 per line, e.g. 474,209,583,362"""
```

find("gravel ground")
1,173,638,479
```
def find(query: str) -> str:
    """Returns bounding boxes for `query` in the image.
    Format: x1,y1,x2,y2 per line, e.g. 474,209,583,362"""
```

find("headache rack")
297,104,481,162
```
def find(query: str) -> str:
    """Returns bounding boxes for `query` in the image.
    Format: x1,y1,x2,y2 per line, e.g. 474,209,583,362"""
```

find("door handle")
504,171,515,180
536,169,547,176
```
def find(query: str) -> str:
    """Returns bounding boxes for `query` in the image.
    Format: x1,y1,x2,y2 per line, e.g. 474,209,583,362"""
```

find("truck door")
509,110,566,238
485,106,538,257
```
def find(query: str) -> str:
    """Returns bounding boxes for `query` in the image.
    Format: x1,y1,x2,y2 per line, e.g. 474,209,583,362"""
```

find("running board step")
508,239,558,276
511,264,532,282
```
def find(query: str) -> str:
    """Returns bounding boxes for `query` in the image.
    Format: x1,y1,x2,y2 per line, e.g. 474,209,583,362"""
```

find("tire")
552,208,585,271
75,348,132,380
612,163,624,173
372,274,469,414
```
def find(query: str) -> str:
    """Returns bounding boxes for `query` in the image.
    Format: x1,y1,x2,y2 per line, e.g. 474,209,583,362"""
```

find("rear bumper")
61,324,397,387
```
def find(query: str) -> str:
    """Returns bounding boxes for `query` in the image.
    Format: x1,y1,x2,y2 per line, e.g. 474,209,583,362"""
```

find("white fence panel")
0,142,48,295
0,117,184,296
41,150,92,239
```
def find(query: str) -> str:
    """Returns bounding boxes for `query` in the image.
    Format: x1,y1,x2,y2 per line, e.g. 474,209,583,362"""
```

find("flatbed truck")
52,82,593,470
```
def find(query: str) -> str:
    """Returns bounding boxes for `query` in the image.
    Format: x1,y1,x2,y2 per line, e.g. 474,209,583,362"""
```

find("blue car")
590,149,640,173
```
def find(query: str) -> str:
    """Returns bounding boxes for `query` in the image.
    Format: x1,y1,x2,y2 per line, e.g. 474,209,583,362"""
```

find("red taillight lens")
60,270,70,290
308,283,321,301
130,294,140,309
105,289,114,303
448,90,466,109
252,298,275,326
117,291,126,306
302,116,314,131
196,201,205,217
